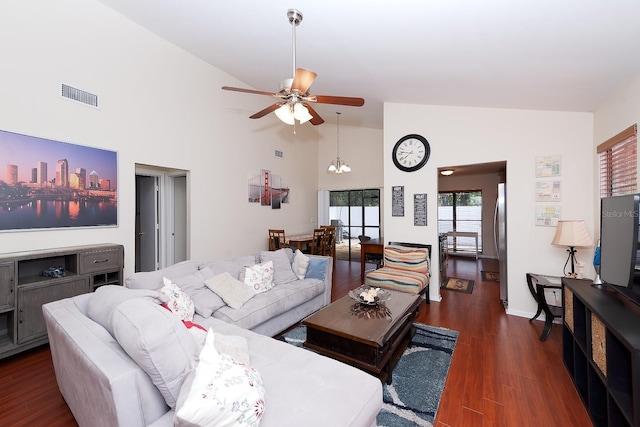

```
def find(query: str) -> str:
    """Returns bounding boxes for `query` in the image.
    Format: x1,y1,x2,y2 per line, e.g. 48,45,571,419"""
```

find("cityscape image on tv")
0,129,117,231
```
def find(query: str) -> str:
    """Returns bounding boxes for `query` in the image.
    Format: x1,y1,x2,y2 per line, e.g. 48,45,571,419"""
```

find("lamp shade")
551,220,594,248
275,104,295,125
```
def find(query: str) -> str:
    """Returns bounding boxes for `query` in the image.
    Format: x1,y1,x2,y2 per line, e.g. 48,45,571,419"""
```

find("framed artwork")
535,205,561,227
535,155,561,177
414,193,427,226
392,186,404,217
248,169,289,209
0,129,117,231
535,180,561,202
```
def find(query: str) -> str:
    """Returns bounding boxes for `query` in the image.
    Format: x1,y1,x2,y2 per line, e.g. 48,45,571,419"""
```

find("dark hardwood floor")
0,256,592,426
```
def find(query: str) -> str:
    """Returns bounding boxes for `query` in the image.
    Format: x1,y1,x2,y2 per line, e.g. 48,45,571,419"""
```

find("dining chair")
320,226,337,258
310,228,325,255
268,229,287,251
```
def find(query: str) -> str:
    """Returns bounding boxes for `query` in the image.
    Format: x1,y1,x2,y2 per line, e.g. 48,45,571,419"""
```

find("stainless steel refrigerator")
494,183,508,307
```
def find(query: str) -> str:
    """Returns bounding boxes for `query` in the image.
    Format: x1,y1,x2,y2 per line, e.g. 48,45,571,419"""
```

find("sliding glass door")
329,189,380,261
438,190,483,254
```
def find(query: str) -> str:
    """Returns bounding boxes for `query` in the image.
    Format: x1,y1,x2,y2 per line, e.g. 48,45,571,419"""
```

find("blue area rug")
280,322,459,426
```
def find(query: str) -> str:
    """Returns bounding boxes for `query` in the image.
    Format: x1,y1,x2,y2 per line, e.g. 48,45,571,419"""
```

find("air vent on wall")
61,83,99,108
275,150,284,158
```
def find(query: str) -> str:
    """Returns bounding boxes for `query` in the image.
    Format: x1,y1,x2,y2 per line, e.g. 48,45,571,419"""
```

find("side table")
526,273,563,341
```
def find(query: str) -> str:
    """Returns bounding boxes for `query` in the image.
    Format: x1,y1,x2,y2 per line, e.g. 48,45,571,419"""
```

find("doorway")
437,161,507,305
135,165,189,272
328,189,381,261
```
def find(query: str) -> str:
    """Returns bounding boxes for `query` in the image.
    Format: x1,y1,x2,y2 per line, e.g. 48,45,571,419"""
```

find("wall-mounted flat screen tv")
599,193,640,306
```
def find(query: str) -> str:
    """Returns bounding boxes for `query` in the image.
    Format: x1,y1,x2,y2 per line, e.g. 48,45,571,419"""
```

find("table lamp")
551,220,594,277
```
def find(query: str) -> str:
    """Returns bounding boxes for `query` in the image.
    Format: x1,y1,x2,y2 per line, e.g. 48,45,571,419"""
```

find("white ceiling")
97,0,640,129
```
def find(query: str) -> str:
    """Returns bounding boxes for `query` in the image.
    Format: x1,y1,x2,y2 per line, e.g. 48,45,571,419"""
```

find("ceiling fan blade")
313,95,365,107
249,103,282,119
302,103,325,125
290,68,317,94
222,86,279,97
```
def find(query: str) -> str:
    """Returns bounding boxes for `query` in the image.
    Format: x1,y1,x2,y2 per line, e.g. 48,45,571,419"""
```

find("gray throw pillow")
86,285,167,337
260,249,298,285
112,298,198,409
174,268,225,317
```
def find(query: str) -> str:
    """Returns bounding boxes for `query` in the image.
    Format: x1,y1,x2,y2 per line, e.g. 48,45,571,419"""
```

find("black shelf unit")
562,278,640,427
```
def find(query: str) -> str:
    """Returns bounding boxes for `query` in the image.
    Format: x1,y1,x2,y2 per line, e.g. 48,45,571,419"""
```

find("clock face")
392,134,430,172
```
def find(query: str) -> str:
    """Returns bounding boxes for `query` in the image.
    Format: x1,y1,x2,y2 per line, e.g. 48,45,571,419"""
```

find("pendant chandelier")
327,112,351,174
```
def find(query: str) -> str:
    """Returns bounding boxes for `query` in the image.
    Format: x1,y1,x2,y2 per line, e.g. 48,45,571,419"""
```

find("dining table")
287,233,314,252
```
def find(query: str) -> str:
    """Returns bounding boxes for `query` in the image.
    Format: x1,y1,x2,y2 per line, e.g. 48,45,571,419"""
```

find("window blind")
597,124,637,198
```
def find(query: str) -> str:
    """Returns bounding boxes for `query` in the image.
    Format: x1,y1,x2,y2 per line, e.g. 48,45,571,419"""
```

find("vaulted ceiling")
97,0,640,129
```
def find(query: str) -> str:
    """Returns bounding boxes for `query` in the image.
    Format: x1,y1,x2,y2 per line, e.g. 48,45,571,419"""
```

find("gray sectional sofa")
43,249,383,426
124,249,333,337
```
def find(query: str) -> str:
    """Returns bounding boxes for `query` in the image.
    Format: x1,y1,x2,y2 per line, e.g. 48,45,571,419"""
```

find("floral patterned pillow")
160,277,195,322
174,329,265,426
243,260,275,293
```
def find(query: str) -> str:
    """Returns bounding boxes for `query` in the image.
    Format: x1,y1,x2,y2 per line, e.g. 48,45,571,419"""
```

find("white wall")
0,0,325,277
317,123,383,191
384,103,594,317
593,73,640,235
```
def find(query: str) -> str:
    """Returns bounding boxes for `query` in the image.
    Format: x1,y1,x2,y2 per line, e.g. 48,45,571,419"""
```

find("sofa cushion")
125,260,201,290
292,250,310,280
243,260,275,293
173,268,225,318
191,316,383,427
305,257,328,280
174,329,265,427
212,279,324,330
160,278,195,322
198,255,257,279
260,249,298,285
205,272,256,309
86,285,167,337
112,298,198,409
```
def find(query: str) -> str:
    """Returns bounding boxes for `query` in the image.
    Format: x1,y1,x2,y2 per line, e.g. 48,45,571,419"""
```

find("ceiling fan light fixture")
275,104,295,125
220,9,365,128
293,102,313,124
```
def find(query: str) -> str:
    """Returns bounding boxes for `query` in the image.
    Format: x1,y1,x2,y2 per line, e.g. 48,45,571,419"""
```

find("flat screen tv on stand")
599,193,640,306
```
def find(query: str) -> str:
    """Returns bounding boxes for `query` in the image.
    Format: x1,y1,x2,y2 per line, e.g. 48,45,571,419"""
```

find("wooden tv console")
0,244,124,360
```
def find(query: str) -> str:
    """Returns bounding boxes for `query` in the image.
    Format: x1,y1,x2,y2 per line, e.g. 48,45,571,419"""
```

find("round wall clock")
392,134,430,172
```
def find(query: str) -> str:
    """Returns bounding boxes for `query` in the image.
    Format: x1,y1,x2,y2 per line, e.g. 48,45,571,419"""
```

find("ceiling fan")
221,9,365,126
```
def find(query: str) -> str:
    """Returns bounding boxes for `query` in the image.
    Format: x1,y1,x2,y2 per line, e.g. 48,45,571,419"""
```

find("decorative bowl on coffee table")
348,285,391,305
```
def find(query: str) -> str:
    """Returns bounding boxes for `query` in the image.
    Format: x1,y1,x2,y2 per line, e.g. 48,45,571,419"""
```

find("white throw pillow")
160,277,195,322
243,260,275,293
292,249,311,280
175,329,265,427
205,272,256,309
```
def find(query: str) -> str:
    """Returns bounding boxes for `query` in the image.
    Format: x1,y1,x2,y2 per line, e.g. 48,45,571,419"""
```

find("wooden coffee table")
302,289,421,384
